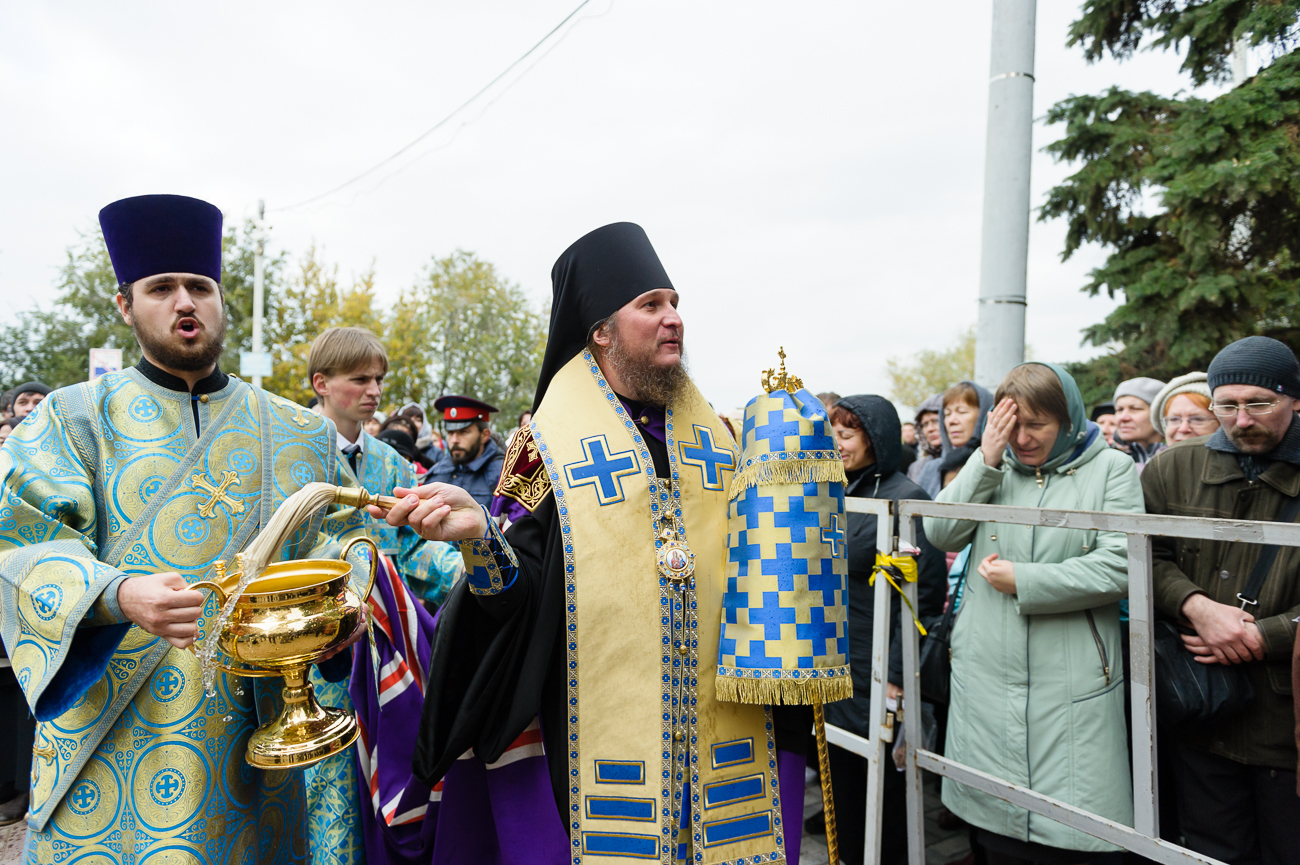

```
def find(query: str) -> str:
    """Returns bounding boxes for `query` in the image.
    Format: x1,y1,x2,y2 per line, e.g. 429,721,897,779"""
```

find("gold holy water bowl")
192,536,379,770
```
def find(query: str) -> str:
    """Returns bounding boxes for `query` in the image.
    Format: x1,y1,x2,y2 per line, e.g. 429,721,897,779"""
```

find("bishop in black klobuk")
380,223,817,863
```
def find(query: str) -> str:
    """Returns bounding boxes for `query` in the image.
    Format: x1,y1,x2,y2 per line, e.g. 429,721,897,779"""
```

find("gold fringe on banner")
715,672,854,706
729,458,847,501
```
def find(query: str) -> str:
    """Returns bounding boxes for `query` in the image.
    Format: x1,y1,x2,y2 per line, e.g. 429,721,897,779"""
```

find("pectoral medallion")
656,515,695,582
657,540,695,582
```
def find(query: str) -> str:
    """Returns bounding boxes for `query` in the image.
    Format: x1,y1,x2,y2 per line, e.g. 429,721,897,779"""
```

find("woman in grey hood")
917,380,995,497
907,393,944,485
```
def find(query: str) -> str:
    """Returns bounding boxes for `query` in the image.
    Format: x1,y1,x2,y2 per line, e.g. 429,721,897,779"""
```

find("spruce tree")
1044,1,1300,405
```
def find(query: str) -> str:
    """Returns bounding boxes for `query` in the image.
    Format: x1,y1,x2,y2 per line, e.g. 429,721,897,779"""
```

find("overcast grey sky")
0,1,1238,410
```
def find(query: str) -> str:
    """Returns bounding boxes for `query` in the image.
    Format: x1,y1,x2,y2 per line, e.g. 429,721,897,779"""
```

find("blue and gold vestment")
305,430,462,865
0,368,371,865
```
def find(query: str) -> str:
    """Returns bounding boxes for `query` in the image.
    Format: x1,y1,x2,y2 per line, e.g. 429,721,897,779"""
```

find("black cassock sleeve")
414,496,568,814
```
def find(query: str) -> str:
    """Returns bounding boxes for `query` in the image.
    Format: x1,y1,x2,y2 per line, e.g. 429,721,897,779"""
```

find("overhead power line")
275,0,596,212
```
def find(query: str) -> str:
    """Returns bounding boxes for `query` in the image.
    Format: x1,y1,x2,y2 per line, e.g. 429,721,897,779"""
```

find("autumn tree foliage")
0,229,547,423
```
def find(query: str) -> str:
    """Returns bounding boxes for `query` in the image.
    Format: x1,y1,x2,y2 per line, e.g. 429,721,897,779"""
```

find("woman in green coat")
923,363,1143,863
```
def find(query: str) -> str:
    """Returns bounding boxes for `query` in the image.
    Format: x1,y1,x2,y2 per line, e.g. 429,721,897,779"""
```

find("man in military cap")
0,194,371,864
423,394,505,506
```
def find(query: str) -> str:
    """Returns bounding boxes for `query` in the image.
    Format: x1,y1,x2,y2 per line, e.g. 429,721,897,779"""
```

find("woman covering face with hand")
922,362,1145,864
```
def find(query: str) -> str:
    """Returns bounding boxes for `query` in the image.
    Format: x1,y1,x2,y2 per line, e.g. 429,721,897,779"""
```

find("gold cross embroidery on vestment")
191,470,246,518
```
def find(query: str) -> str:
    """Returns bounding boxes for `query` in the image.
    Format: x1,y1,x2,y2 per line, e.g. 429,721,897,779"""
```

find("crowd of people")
807,339,1300,865
0,193,1297,865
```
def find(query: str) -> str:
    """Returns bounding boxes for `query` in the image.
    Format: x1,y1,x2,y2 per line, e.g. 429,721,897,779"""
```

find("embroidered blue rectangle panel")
594,760,645,785
710,738,754,770
702,811,774,848
703,773,765,810
582,832,659,859
585,796,656,821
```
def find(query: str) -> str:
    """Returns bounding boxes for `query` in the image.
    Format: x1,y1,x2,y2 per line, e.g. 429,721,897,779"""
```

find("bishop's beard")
600,320,690,408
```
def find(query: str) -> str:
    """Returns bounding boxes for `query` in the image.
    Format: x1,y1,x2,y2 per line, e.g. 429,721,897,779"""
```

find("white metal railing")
826,497,1300,865
830,498,896,860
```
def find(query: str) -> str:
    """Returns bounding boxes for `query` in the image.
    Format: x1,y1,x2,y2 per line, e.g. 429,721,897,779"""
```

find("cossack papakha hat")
99,194,223,286
715,351,852,705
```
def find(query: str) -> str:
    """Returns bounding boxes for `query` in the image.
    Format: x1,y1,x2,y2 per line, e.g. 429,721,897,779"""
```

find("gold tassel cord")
813,696,839,865
714,673,853,706
728,458,848,501
870,553,928,636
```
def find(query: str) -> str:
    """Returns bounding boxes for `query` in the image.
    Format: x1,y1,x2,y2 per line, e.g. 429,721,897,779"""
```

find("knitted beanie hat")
1207,336,1300,398
1150,372,1211,436
10,381,51,400
1113,377,1165,407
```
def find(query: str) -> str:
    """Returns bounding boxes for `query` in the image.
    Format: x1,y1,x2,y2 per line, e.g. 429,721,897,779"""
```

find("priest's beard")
601,322,690,408
132,313,226,373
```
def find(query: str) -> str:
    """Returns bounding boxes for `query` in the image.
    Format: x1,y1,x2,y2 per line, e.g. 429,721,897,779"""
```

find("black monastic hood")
532,223,675,413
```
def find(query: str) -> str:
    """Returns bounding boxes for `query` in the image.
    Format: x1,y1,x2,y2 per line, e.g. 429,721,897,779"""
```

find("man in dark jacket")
1143,336,1300,864
816,394,948,865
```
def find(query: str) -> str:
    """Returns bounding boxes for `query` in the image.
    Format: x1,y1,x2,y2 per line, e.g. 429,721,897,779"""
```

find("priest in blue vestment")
0,195,373,864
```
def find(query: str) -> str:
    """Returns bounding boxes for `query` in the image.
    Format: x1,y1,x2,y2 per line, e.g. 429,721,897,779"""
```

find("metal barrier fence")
827,497,1300,865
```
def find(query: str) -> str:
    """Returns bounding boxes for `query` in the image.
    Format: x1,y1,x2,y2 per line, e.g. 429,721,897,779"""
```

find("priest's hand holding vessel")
117,571,207,648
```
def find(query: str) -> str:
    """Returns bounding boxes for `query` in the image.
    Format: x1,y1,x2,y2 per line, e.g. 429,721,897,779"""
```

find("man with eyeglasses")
1142,336,1300,864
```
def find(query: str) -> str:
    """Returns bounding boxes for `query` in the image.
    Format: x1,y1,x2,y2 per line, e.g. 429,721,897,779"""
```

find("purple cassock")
349,558,574,865
350,556,439,862
429,733,804,864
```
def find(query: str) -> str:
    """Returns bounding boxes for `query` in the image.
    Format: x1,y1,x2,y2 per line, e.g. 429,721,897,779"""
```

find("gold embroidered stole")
532,352,787,865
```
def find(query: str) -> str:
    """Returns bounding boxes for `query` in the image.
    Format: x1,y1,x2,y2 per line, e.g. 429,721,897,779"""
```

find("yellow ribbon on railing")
869,552,928,636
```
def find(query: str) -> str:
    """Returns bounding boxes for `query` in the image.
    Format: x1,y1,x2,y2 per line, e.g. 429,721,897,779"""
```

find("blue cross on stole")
678,424,736,491
564,434,642,506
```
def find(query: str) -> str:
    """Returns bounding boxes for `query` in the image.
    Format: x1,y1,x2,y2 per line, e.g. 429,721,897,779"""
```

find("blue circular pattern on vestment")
228,447,257,474
290,460,315,487
31,584,62,621
127,396,162,423
139,475,165,503
175,514,209,546
68,779,100,815
150,666,185,703
150,768,186,806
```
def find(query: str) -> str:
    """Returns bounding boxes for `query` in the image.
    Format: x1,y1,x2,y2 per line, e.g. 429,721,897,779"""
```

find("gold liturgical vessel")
192,486,399,770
